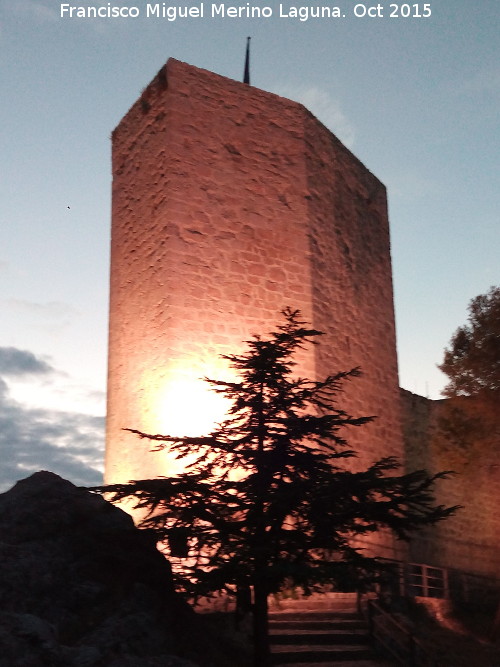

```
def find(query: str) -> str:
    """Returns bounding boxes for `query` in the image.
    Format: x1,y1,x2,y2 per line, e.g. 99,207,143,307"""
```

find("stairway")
269,593,394,666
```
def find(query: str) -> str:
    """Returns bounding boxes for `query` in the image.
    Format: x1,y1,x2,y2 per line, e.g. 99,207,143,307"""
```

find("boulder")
0,472,243,667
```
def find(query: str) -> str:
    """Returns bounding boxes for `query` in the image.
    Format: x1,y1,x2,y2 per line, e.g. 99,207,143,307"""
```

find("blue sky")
0,0,498,490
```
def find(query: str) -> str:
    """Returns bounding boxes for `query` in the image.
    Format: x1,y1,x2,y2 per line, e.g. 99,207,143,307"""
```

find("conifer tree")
97,309,457,667
439,286,500,399
435,286,500,465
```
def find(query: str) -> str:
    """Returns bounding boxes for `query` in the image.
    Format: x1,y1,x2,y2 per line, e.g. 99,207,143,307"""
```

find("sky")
0,0,498,491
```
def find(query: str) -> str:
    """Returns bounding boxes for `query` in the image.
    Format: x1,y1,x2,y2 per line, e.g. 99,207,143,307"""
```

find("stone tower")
106,60,403,555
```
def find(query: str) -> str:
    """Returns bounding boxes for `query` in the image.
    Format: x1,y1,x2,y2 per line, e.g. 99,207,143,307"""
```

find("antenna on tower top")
243,36,251,85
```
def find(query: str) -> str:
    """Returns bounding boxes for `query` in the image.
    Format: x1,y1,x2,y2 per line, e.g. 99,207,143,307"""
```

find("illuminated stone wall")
303,112,401,468
402,389,500,578
106,59,403,559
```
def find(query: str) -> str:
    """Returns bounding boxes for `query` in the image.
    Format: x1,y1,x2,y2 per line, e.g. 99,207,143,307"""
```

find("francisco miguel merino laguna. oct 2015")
59,3,351,20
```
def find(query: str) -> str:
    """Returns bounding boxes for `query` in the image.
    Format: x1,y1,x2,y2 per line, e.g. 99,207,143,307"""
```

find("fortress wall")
106,59,403,564
106,58,498,577
303,113,402,467
106,60,317,482
402,389,500,578
300,114,403,560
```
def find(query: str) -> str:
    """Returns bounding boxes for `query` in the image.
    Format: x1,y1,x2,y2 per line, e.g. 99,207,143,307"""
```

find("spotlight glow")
154,374,230,438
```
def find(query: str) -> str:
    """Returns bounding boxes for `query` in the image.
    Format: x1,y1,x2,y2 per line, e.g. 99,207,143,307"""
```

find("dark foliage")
94,309,457,666
436,286,500,464
439,286,500,399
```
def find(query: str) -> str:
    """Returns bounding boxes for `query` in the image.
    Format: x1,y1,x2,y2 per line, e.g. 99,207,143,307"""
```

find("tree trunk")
253,580,271,667
252,383,272,665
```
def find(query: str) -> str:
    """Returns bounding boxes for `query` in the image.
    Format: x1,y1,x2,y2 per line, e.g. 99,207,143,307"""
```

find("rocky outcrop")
0,471,244,667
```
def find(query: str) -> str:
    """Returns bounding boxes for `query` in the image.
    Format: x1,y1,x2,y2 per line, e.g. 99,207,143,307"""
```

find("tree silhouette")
435,286,500,466
439,285,500,399
97,309,457,667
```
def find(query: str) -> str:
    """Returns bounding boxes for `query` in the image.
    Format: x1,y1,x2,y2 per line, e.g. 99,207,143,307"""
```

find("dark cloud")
0,347,55,376
0,350,104,492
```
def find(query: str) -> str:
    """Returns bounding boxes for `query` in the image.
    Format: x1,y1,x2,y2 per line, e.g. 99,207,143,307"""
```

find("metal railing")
402,561,449,599
395,560,500,605
366,598,439,667
362,559,500,665
376,558,449,600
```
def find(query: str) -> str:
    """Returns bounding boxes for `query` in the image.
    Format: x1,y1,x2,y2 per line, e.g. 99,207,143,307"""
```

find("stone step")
269,610,361,622
270,630,370,645
271,644,376,663
268,598,395,665
268,603,394,665
270,618,367,631
269,593,359,613
270,602,359,613
274,661,393,667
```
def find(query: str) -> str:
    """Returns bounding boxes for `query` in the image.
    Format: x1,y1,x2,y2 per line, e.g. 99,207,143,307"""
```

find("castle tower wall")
107,60,316,481
304,114,402,464
106,60,403,555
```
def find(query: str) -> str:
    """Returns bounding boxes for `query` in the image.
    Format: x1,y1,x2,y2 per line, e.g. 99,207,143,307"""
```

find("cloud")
0,347,55,377
0,350,104,493
275,84,356,148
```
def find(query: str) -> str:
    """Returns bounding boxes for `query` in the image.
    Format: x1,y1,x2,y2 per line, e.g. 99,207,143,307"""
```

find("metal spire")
243,36,251,85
